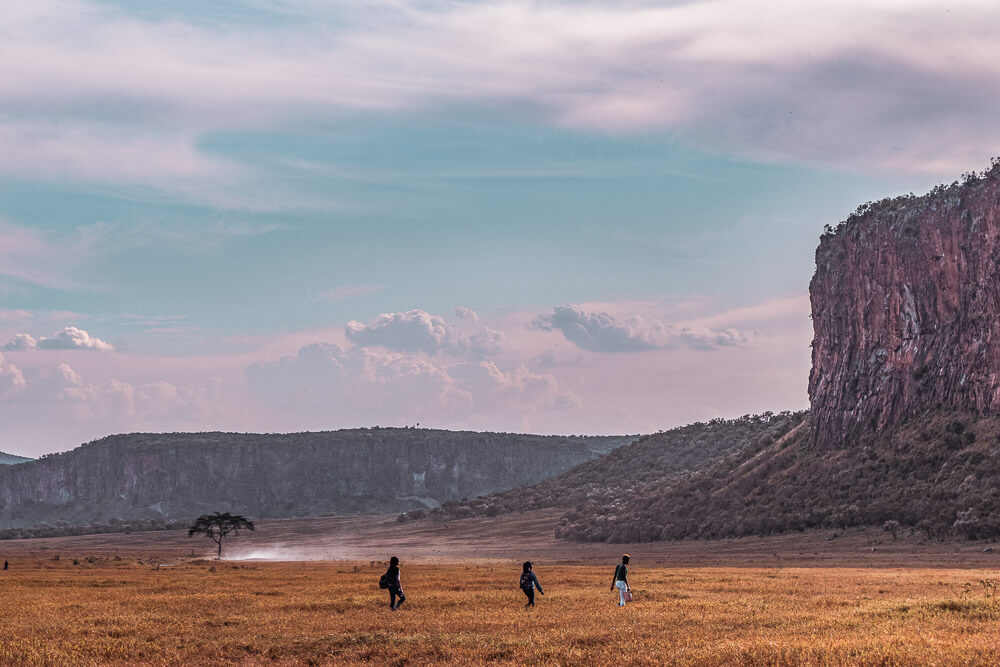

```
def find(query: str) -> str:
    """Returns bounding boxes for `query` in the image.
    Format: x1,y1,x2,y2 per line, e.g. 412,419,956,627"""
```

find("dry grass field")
3,559,1000,664
2,513,1000,665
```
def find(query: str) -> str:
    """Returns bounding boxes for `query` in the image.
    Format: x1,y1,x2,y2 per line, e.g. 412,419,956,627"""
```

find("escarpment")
0,429,632,528
528,163,1000,542
810,166,1000,448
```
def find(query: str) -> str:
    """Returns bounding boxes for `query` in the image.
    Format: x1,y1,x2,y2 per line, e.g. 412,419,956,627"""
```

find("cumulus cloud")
3,333,37,351
245,342,576,429
453,306,480,324
246,342,467,420
5,326,114,351
345,309,502,357
533,305,756,353
449,361,581,411
1,360,221,429
0,353,26,397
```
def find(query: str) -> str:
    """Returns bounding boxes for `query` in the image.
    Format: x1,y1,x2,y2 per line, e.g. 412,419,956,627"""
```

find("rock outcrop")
0,429,632,528
810,164,1000,448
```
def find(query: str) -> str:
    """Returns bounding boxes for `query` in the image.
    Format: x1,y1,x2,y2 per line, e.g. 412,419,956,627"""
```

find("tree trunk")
217,538,222,560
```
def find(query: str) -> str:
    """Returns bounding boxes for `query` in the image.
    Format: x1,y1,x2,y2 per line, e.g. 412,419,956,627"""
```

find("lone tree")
188,512,255,559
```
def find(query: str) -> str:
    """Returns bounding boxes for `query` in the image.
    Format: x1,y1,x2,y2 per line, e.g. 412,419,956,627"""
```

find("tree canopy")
188,512,255,559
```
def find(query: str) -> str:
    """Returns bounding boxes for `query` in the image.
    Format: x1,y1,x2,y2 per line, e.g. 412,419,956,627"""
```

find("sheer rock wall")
809,172,1000,447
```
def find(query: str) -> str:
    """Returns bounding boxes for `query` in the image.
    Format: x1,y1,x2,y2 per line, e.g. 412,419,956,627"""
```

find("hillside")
0,429,633,529
561,410,1000,541
428,412,805,540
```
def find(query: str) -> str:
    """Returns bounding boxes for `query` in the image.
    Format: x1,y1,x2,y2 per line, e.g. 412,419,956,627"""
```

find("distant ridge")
0,428,634,529
0,451,32,465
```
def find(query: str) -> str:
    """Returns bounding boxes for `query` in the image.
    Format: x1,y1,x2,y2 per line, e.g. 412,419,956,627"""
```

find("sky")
1,0,997,456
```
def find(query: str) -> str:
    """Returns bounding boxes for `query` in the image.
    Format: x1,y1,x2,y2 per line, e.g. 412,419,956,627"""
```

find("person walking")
519,561,544,607
385,556,406,610
611,554,630,606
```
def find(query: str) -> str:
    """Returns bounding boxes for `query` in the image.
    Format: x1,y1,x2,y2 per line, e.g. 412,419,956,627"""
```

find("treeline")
0,519,188,541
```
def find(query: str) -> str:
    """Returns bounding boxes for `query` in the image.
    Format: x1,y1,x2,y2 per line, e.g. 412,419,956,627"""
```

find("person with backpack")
380,556,406,610
519,561,544,607
611,554,630,606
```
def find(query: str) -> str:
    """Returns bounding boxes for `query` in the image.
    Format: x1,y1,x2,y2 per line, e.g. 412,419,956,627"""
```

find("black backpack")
379,573,391,589
520,572,532,590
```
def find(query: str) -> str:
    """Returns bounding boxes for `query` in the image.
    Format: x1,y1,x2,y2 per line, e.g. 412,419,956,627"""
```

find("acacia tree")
188,512,255,559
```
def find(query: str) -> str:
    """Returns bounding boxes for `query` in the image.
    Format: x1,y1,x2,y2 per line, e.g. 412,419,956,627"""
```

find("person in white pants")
610,554,630,606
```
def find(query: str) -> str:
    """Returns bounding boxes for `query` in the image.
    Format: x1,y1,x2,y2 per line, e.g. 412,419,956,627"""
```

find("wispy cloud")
0,221,103,290
1,0,998,210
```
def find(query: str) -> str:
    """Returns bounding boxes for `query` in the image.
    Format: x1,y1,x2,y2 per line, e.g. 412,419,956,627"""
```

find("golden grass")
2,557,1000,665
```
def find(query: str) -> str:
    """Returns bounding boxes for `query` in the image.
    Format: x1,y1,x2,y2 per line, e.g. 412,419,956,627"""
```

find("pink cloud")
0,295,813,456
0,0,997,205
345,309,503,357
533,304,757,353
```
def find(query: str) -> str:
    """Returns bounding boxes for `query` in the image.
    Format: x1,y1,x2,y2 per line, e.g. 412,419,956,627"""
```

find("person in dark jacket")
385,556,405,610
611,554,630,606
520,561,544,607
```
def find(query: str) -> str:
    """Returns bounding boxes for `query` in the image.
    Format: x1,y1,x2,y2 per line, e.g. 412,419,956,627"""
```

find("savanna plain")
3,513,1000,665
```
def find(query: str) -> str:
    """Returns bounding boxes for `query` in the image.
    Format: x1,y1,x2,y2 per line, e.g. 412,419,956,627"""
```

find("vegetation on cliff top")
819,156,1000,246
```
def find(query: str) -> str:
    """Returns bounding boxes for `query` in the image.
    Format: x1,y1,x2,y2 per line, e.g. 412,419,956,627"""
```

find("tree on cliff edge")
188,512,255,559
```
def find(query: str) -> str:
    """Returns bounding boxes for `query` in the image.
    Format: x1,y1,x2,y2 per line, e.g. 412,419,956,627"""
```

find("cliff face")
0,429,632,528
810,170,1000,448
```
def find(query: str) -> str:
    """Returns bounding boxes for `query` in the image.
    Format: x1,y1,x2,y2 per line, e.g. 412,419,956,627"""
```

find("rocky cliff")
0,429,632,528
536,163,1000,542
810,164,1000,448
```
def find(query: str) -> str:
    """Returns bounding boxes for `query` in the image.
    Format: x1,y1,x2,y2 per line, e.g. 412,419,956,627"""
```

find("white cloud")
533,304,756,353
345,309,503,357
3,333,37,351
16,326,116,351
0,353,26,397
245,341,577,429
